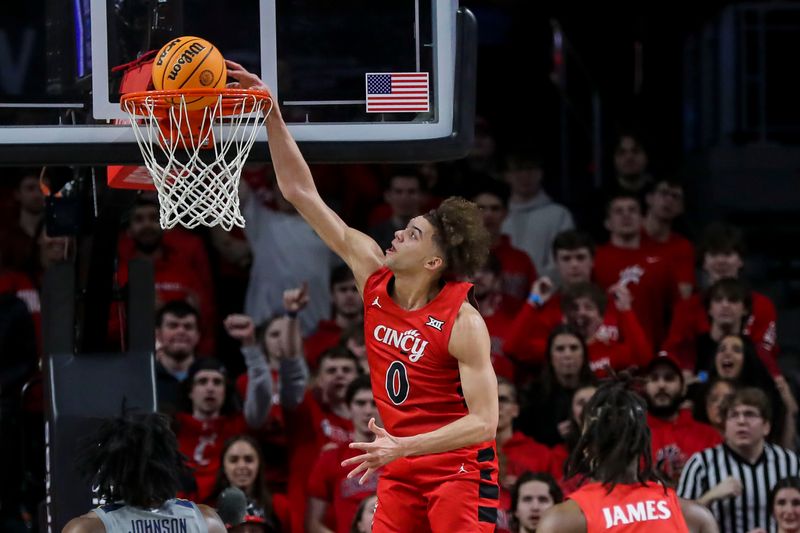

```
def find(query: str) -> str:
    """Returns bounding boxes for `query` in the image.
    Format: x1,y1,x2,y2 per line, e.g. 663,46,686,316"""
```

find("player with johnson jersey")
225,62,500,532
537,380,719,533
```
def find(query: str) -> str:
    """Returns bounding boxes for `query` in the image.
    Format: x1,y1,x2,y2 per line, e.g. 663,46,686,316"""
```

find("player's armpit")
449,304,498,440
536,501,587,533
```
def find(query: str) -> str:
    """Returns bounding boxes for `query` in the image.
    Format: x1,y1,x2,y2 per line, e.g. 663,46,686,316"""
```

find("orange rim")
121,88,272,116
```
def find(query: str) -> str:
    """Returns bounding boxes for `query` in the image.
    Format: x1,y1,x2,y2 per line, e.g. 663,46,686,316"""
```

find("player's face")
605,198,642,238
349,389,377,435
724,403,770,450
497,382,519,432
15,175,45,214
703,251,744,281
190,370,226,416
385,176,422,218
708,296,746,331
317,357,359,403
550,333,584,381
706,380,735,430
646,183,684,221
332,278,362,318
223,440,260,493
715,335,745,379
572,386,597,424
474,193,507,238
128,205,163,250
156,312,200,360
356,495,377,533
555,248,593,285
774,487,800,532
515,480,555,532
645,365,683,409
385,216,443,273
614,136,648,177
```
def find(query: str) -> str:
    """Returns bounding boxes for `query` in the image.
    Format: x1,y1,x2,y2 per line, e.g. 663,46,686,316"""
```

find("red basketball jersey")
569,481,689,532
363,266,475,437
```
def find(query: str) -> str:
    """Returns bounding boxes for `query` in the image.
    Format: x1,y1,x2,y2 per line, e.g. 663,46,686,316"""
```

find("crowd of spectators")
1,129,798,533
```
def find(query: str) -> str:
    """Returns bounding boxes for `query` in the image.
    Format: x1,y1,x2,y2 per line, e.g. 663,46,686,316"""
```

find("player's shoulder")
453,299,487,332
537,500,586,533
62,513,104,533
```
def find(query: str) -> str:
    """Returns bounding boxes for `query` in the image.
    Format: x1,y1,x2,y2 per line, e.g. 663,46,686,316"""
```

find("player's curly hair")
76,412,187,508
424,196,490,278
566,375,665,491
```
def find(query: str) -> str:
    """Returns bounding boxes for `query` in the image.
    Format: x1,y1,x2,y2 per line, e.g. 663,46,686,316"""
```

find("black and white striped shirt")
677,442,799,533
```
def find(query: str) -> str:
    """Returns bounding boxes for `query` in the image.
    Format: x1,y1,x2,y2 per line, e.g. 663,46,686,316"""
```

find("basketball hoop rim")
121,88,272,116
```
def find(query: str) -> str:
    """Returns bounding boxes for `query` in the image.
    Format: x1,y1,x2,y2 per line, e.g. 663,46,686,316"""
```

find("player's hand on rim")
225,60,271,93
341,418,405,485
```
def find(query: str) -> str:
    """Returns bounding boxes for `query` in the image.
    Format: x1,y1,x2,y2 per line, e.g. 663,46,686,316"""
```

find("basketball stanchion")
120,87,272,230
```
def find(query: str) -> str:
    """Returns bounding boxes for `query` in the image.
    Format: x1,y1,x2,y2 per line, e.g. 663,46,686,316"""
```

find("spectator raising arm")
224,314,272,428
278,284,311,409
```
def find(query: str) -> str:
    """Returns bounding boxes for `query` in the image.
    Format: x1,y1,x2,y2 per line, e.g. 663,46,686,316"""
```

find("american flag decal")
365,72,430,113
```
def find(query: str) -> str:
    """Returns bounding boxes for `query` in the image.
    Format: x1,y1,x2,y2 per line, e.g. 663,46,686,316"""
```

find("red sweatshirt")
660,291,779,376
647,410,722,483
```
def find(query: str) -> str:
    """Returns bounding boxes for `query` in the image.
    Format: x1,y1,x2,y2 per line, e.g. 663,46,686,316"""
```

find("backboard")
0,0,476,165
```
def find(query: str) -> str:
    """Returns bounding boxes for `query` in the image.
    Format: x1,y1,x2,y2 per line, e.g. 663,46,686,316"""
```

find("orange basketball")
151,36,227,110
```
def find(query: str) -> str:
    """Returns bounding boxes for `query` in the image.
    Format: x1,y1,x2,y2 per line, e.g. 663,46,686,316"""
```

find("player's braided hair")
566,374,665,491
76,412,186,508
424,197,490,278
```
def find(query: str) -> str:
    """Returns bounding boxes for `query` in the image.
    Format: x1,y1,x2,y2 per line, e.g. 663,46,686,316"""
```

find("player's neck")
390,272,441,311
610,233,641,249
643,215,671,242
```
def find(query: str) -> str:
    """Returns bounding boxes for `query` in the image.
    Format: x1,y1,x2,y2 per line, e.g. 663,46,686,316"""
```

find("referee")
677,387,800,533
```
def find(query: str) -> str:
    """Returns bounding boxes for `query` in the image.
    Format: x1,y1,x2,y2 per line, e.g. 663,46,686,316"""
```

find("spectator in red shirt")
643,354,722,484
473,255,521,381
117,196,216,355
641,177,695,299
561,282,653,376
471,179,538,301
497,378,561,489
517,325,595,446
174,345,272,502
210,435,283,531
0,171,44,272
155,300,202,414
306,375,379,533
285,348,360,533
303,265,363,371
368,167,424,252
662,222,781,379
506,472,563,533
593,190,676,347
504,230,602,365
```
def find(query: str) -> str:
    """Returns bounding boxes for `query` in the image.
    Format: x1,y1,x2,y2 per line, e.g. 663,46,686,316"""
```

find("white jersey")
93,499,208,533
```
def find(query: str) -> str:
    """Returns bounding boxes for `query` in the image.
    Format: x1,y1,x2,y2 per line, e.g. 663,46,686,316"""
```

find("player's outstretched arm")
226,61,384,291
680,499,720,533
537,501,587,533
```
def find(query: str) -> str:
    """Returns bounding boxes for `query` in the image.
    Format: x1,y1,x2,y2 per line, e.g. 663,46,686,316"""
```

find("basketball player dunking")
227,61,500,532
62,413,226,533
537,380,718,533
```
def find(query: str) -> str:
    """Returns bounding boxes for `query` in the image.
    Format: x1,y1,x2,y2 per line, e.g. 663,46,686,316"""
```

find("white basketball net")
122,91,272,230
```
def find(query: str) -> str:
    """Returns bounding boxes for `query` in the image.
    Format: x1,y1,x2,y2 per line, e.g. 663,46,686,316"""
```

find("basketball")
151,36,227,110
